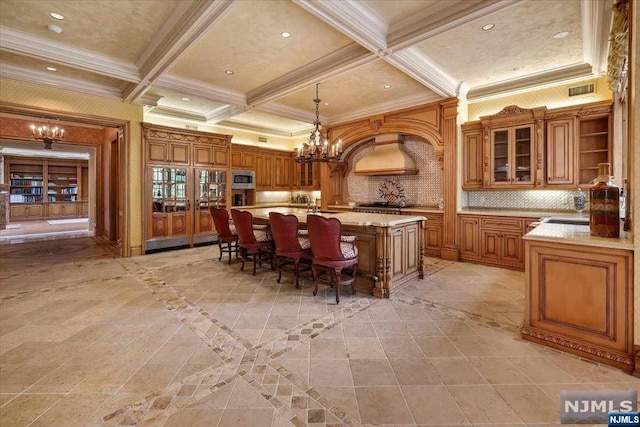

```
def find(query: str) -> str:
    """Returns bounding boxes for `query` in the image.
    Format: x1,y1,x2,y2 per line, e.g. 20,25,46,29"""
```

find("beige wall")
468,76,612,120
0,78,144,254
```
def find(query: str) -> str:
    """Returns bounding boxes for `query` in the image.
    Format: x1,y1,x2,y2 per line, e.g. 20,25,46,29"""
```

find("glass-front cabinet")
195,169,226,235
489,124,534,187
149,166,190,241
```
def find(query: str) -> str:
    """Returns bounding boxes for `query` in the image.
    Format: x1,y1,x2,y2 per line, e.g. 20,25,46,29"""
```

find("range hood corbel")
354,134,418,176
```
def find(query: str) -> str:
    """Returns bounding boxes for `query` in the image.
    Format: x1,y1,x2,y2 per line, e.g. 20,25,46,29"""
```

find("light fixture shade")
295,83,343,163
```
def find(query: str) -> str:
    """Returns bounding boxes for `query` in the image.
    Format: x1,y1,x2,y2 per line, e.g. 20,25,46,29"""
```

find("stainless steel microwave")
231,170,255,189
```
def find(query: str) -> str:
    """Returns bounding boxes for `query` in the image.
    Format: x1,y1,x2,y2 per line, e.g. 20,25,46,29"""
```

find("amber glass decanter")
589,163,620,238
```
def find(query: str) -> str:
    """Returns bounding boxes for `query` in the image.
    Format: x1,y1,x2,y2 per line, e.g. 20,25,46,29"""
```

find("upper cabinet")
231,147,255,170
489,124,535,187
461,101,612,190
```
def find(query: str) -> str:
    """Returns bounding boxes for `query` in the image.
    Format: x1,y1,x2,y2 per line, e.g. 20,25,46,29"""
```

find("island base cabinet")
521,240,633,372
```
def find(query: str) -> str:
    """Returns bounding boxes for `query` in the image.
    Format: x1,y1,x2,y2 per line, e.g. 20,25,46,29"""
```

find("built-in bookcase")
5,157,88,220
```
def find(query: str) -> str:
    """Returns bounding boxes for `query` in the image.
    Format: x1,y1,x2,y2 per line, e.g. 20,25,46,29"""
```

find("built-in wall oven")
231,170,255,189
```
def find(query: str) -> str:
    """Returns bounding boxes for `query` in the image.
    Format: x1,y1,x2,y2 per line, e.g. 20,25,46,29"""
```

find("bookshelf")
5,157,88,220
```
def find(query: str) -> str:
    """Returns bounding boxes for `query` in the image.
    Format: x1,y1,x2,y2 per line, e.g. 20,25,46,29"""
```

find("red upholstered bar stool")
269,212,313,289
306,215,358,304
231,209,274,276
210,207,238,264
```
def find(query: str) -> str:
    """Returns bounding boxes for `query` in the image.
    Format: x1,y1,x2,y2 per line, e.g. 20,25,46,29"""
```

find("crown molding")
215,119,298,138
154,74,246,106
146,105,207,122
246,44,375,106
581,0,612,75
467,62,594,101
328,92,442,124
0,63,124,100
293,0,387,54
387,0,518,50
255,102,317,124
122,0,237,102
205,105,249,124
386,48,459,97
136,92,163,107
0,26,139,82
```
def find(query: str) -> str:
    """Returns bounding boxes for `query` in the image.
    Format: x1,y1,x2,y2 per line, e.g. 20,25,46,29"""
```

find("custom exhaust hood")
354,134,418,176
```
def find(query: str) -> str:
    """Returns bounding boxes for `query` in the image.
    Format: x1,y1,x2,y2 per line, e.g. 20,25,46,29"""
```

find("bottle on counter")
589,163,620,238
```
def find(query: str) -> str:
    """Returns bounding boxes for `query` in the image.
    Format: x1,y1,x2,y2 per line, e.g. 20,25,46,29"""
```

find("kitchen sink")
544,217,589,225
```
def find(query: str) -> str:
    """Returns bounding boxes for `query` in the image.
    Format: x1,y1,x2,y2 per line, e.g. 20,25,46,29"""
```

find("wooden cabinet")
462,101,612,190
390,222,420,277
5,157,86,220
577,107,611,186
459,214,530,270
545,118,574,186
458,215,480,258
489,124,535,187
255,154,273,189
273,154,293,189
522,240,633,372
143,123,231,252
295,162,319,189
402,210,443,257
461,127,483,189
231,148,255,169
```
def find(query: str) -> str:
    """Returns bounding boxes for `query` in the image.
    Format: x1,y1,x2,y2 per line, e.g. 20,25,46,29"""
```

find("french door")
146,166,227,250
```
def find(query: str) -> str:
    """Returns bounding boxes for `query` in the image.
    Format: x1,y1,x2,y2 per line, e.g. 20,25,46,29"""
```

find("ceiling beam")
293,0,388,54
154,74,246,107
581,0,613,75
121,0,237,103
0,26,139,82
387,0,519,51
0,63,124,100
385,48,460,97
205,105,249,124
246,44,376,107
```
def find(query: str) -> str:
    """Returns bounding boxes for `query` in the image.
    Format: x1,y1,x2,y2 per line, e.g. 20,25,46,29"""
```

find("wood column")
440,99,460,260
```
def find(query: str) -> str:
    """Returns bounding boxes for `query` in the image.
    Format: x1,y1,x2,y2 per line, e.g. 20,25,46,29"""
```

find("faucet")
307,198,321,214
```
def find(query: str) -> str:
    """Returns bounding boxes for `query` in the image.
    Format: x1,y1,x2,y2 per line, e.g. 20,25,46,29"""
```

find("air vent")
568,83,595,97
258,136,268,143
186,125,198,130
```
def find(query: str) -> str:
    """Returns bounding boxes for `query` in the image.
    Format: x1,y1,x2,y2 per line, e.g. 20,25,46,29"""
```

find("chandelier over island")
30,121,65,149
295,83,343,163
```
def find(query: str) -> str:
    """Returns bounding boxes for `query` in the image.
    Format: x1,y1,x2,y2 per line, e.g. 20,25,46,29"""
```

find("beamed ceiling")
0,0,612,138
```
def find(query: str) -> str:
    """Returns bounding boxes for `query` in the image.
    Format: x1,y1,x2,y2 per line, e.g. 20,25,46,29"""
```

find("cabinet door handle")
186,200,191,211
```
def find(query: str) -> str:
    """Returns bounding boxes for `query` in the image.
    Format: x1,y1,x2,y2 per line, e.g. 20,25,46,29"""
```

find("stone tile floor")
0,238,637,426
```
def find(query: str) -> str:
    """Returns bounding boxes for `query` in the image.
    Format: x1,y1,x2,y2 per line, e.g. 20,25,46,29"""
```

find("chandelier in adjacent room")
30,121,64,149
295,83,342,163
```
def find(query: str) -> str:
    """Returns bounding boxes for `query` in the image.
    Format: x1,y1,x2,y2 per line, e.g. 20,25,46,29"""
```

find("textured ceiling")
0,0,612,138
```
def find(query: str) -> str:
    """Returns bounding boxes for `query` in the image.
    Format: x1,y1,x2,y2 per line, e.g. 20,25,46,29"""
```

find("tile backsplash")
464,190,579,211
346,137,444,206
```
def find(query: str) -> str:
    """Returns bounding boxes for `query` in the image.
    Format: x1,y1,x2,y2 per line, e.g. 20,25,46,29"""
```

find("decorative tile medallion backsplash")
346,137,443,206
464,190,577,211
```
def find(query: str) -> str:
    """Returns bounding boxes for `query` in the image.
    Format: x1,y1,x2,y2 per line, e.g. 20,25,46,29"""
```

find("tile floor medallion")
0,238,638,426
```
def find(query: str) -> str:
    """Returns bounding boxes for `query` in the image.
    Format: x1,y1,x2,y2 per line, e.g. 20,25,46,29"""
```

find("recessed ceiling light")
384,85,392,89
224,70,234,75
481,23,495,31
50,12,64,20
46,67,57,72
281,31,291,38
47,24,62,34
324,102,330,106
181,97,190,102
553,31,569,39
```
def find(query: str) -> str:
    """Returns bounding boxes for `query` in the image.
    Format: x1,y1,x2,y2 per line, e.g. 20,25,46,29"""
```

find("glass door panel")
149,166,190,239
513,126,533,184
492,129,509,183
194,169,227,234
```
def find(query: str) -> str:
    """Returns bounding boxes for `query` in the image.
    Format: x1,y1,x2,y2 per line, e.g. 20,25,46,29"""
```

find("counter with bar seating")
240,207,426,298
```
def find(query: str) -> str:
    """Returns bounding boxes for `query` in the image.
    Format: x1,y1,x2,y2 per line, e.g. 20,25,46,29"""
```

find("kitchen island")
241,207,426,298
522,221,634,372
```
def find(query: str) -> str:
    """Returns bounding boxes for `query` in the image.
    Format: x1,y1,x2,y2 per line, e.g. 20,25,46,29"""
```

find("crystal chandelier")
30,121,65,149
295,83,342,163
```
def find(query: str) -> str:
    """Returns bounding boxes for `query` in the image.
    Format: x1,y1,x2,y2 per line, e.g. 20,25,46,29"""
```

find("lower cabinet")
391,222,420,276
522,240,633,372
402,211,443,257
459,214,534,270
48,202,78,218
10,204,44,220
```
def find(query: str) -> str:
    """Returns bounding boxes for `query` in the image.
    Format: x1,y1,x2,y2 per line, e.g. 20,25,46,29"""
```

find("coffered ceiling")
0,0,612,138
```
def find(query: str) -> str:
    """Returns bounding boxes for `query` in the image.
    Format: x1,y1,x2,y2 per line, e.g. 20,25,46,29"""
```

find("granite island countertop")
240,206,426,227
524,222,634,251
